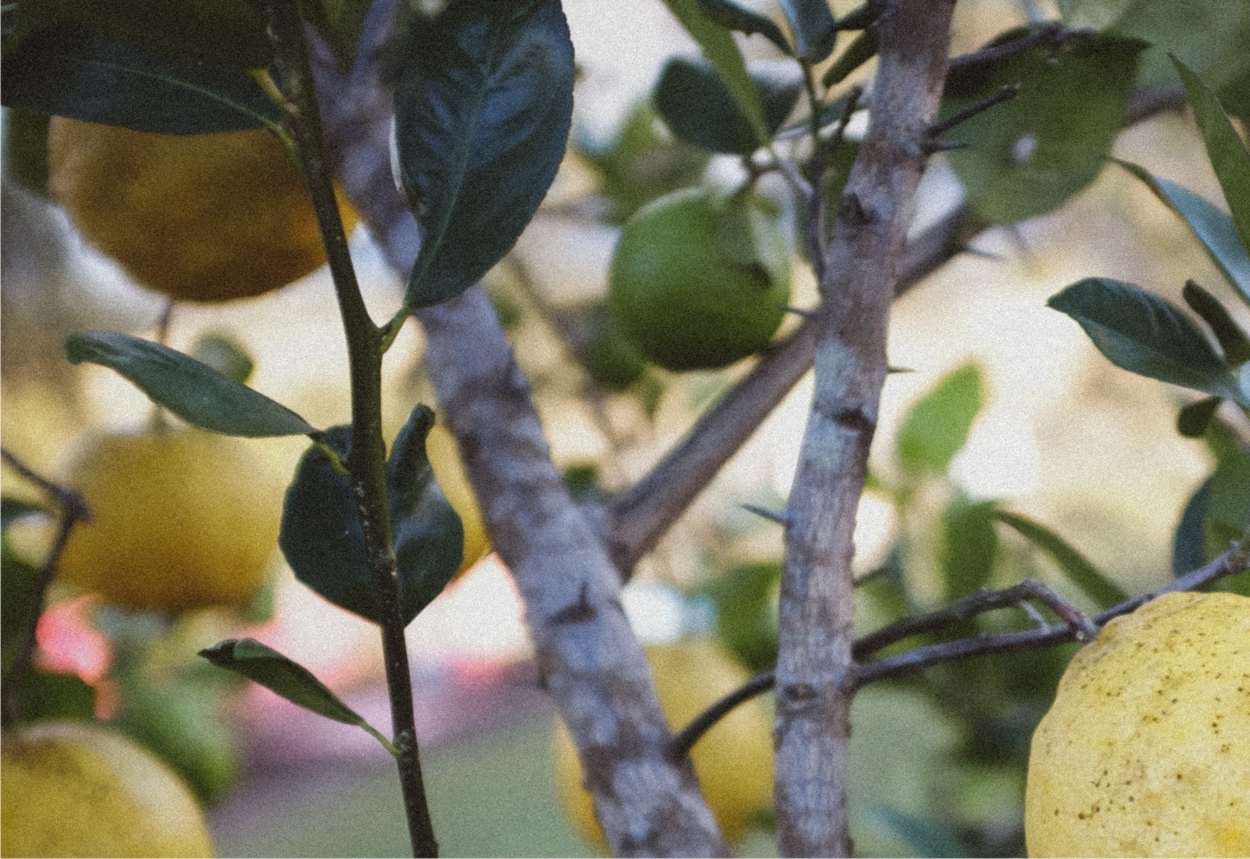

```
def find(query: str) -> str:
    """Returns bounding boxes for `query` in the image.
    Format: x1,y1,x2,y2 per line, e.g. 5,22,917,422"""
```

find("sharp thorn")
741,503,789,526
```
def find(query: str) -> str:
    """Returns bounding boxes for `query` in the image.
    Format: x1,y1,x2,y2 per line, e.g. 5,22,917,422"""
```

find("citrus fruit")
1,720,214,857
553,638,773,846
426,423,490,576
608,188,791,371
1025,591,1250,857
57,428,280,612
47,118,358,302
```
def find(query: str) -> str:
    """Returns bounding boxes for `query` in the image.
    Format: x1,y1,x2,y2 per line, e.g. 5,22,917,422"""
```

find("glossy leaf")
896,364,983,477
1173,56,1250,254
660,0,768,144
66,331,314,437
1176,397,1222,438
1047,279,1247,404
779,0,837,63
1,25,278,134
994,511,1128,606
941,28,1145,224
694,0,790,55
1172,478,1211,575
1117,160,1250,304
394,0,574,308
654,57,800,155
1182,281,1250,365
940,496,998,600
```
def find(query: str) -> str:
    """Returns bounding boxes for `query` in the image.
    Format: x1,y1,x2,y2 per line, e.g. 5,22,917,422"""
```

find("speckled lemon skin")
1,721,214,857
1025,591,1250,857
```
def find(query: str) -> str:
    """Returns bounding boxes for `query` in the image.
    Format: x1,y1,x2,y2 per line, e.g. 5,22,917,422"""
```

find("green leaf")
821,28,877,88
1183,281,1250,365
993,511,1129,606
872,807,967,859
1,25,278,134
279,412,463,626
660,0,768,144
66,331,314,437
188,332,256,385
940,496,998,600
896,364,984,477
8,671,96,722
1116,160,1250,305
309,0,372,70
1,497,48,532
705,562,780,672
654,57,800,155
394,0,574,308
199,639,395,754
2,107,51,197
941,28,1145,224
1,539,39,673
693,0,791,55
1172,478,1211,575
1047,279,1246,404
779,0,837,63
1205,443,1250,558
1176,396,1222,438
1172,56,1250,254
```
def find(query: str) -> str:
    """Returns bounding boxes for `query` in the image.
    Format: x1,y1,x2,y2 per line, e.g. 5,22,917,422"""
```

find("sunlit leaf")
896,364,983,477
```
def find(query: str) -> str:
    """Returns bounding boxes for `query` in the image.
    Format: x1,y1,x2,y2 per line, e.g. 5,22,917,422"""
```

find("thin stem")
928,84,1019,138
263,4,436,855
0,449,92,725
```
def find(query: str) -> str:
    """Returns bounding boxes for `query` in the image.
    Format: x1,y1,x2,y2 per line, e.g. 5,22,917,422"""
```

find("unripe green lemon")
1,720,215,857
608,188,791,371
1025,591,1250,857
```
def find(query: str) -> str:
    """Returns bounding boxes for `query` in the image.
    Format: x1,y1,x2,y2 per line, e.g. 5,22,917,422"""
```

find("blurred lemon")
1,720,214,857
47,118,357,302
1025,591,1250,857
58,428,280,612
608,188,790,371
554,638,773,847
426,423,489,576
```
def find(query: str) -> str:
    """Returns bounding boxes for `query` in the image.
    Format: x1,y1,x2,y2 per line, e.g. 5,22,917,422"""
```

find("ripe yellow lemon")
553,638,773,846
425,423,490,577
47,118,358,302
57,429,280,612
1,720,214,857
608,188,791,371
1025,591,1250,857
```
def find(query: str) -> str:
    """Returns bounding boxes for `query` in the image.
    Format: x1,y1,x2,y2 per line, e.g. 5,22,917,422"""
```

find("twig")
928,84,1019,138
263,4,436,855
946,23,1084,73
668,672,775,762
0,449,91,725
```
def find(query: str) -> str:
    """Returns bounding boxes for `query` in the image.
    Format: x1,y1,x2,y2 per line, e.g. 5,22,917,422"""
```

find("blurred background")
3,0,1247,855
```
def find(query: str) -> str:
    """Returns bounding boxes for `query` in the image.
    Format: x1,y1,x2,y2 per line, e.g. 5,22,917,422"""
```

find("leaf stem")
263,4,437,855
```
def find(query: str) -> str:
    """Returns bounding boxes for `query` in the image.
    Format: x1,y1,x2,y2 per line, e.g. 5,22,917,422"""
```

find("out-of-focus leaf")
1205,443,1250,559
1173,56,1250,254
654,57,800,155
994,511,1129,606
1,25,277,134
2,107,50,196
1172,478,1211,575
705,562,780,672
694,0,790,55
660,0,768,144
1,497,47,532
310,0,372,70
821,28,877,87
1,540,39,672
1177,396,1222,438
9,671,96,722
896,364,983,477
940,496,998,600
66,331,315,437
872,807,967,858
394,0,574,308
941,28,1145,224
1117,160,1250,305
1047,279,1247,404
188,332,256,386
779,0,837,63
1182,281,1250,365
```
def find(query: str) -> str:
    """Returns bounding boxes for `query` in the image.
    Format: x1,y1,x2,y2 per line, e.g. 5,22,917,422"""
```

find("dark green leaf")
310,0,372,70
1177,396,1222,438
1,540,39,672
941,28,1145,223
1047,279,1246,404
694,0,791,55
654,57,800,155
1,25,278,134
705,562,780,672
279,416,463,626
189,332,256,385
1205,443,1250,558
1,497,48,532
821,28,877,87
8,671,96,722
940,496,998,600
66,331,314,437
1117,161,1250,304
872,807,968,859
660,0,768,144
896,364,983,477
394,0,574,308
2,107,51,197
1182,281,1250,365
1172,478,1211,575
994,511,1129,606
779,0,837,62
1173,56,1250,254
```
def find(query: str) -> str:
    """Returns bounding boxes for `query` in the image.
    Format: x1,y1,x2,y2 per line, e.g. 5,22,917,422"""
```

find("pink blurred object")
35,596,112,684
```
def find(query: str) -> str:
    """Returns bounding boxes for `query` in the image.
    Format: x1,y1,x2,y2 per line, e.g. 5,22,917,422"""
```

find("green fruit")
608,188,791,371
582,304,648,390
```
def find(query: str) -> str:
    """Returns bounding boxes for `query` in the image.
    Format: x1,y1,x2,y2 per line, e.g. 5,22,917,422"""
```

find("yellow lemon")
1,720,214,857
48,118,358,302
554,638,773,847
57,429,280,612
1025,591,1250,857
426,422,490,576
